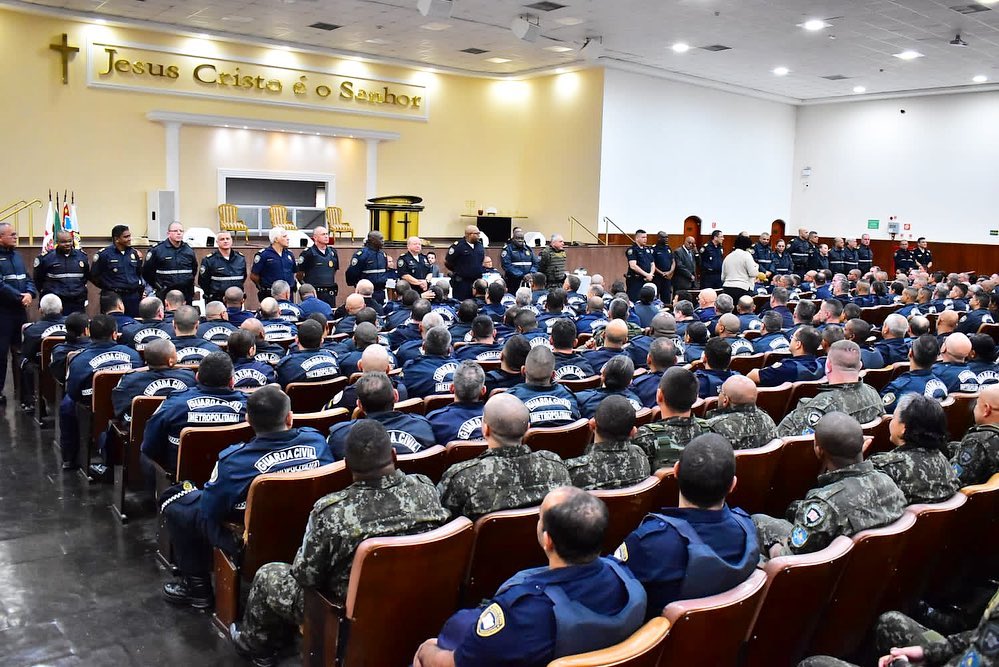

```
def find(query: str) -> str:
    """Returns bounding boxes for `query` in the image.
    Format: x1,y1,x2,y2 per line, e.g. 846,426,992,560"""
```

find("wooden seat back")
91,368,130,439
888,361,910,380
394,396,425,414
547,617,672,667
559,375,601,392
524,418,591,459
744,329,762,341
423,393,455,413
653,467,678,508
727,438,784,515
659,569,767,666
729,352,766,374
39,335,64,407
761,350,791,366
978,321,999,345
954,473,999,580
860,366,894,391
634,407,655,427
692,396,718,417
808,512,917,657
176,422,254,484
292,408,350,435
786,379,827,410
755,382,793,423
444,440,488,468
766,435,820,516
463,506,544,606
864,413,895,457
475,359,502,372
743,536,853,667
944,392,978,442
589,476,660,553
286,376,348,414
396,445,447,483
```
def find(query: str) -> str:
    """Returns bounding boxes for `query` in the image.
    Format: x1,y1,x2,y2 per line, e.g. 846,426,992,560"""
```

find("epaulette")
218,442,245,459
313,489,348,512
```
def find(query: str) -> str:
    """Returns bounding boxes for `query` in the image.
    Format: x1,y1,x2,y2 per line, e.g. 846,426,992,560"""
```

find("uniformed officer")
119,297,172,352
957,291,994,334
500,227,538,290
771,239,793,276
893,239,916,275
912,236,933,271
160,385,334,609
143,222,197,303
34,230,89,314
753,412,906,557
229,419,449,663
270,280,302,322
197,230,246,304
224,329,278,390
250,227,297,301
749,326,824,387
110,339,195,419
257,297,298,341
565,396,649,490
650,231,675,304
788,228,813,276
396,235,432,292
950,383,999,486
751,232,773,278
625,229,655,301
345,230,389,304
703,377,778,450
426,360,486,444
880,334,948,413
933,332,981,394
576,356,644,418
698,230,725,290
415,487,646,666
827,237,846,275
0,222,36,404
18,294,65,411
295,226,339,308
196,302,237,344
445,226,486,302
169,306,223,365
539,234,569,291
628,367,704,469
90,224,144,316
842,238,860,274
401,326,460,398
857,234,874,275
506,347,580,428
274,320,339,386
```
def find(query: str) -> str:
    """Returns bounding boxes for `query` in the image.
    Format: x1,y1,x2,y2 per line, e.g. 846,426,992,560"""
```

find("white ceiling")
15,0,999,101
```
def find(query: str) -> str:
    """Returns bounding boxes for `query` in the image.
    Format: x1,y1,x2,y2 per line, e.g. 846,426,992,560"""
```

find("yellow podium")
365,195,424,242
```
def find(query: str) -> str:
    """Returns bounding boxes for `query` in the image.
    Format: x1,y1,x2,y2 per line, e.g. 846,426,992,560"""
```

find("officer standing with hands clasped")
0,222,36,406
397,236,432,292
652,231,675,303
91,224,144,316
446,226,485,301
625,230,655,301
699,230,725,290
34,230,90,314
295,226,339,308
345,230,389,304
143,221,198,304
198,230,246,304
250,227,297,302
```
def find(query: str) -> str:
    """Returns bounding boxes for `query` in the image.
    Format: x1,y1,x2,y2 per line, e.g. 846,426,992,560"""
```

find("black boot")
230,623,278,667
162,576,214,609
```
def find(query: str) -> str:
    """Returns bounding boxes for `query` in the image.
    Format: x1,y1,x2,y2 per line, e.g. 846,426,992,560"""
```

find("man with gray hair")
257,297,297,341
426,360,487,444
507,346,580,427
436,393,571,519
538,233,567,289
196,301,237,343
270,279,302,323
396,311,445,365
250,226,297,301
402,325,459,398
18,293,65,411
397,236,432,292
295,225,339,308
875,313,911,365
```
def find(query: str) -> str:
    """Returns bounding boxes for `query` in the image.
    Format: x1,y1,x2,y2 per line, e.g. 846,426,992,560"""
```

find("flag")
42,190,56,251
67,191,80,248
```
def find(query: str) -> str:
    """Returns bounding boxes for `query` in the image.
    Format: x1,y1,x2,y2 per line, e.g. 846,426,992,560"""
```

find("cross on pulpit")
50,33,80,85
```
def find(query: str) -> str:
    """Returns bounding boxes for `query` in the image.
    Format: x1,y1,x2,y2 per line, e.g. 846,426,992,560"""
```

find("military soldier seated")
755,412,906,558
402,326,460,399
703,375,778,450
565,396,649,490
949,383,999,486
881,335,948,413
932,332,981,394
120,296,172,351
196,301,237,344
231,419,450,665
455,315,503,363
274,320,338,387
415,487,646,666
425,360,485,444
749,325,824,388
160,385,334,610
777,340,885,438
484,335,531,393
169,306,223,365
257,297,297,341
111,339,196,420
694,338,740,399
327,372,435,458
506,346,580,428
576,355,643,419
629,366,705,470
613,433,759,618
224,330,276,390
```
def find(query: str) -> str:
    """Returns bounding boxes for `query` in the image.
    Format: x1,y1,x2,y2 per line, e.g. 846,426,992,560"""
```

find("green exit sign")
990,230,998,236
867,219,880,230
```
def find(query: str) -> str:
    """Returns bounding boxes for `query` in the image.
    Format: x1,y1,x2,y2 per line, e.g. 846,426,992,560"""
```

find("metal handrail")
601,217,636,245
0,199,42,245
0,200,28,219
568,216,605,245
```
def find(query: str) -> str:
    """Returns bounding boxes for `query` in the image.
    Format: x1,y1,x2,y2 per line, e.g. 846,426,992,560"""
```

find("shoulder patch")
351,257,358,266
32,257,40,267
803,504,824,527
92,253,100,263
613,542,629,562
882,392,896,406
806,410,823,426
476,602,506,637
790,525,809,548
253,254,260,263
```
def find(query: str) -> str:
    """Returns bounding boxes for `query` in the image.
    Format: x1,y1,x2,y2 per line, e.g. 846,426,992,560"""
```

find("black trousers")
0,307,26,393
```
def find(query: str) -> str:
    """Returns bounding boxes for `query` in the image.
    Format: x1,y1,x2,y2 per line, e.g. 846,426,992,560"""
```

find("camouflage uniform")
777,382,885,438
436,445,571,520
238,470,449,652
629,416,705,470
565,440,651,490
592,320,644,346
753,460,907,556
703,404,778,450
796,658,857,667
951,424,999,486
868,447,960,504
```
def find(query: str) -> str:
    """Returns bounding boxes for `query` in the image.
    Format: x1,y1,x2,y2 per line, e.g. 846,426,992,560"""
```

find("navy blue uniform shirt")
296,244,339,289
880,369,948,412
275,349,339,386
251,246,297,293
506,382,580,427
757,355,823,387
327,410,436,459
66,341,142,402
170,336,222,364
345,246,388,290
403,354,460,397
111,367,196,418
576,387,642,418
33,248,89,304
143,240,197,297
198,249,246,302
427,401,485,445
91,244,143,293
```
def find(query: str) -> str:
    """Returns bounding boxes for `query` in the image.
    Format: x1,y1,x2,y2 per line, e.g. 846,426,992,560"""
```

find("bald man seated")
332,293,367,336
935,309,960,343
257,297,297,341
932,331,980,394
694,288,718,323
506,346,580,428
239,318,287,365
702,376,778,450
950,382,999,486
325,343,408,412
582,319,631,374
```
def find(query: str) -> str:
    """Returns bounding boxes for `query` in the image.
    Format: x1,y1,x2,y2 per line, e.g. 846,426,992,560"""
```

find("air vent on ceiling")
950,3,992,13
309,22,341,31
821,74,851,80
525,1,566,10
699,44,732,52
461,47,489,54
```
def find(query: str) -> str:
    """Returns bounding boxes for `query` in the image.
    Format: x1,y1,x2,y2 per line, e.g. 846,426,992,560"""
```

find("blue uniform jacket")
296,244,339,288
196,320,238,343
170,336,222,364
299,295,333,319
427,401,485,445
445,239,486,281
142,240,197,294
695,369,740,398
275,349,339,386
501,242,538,284
582,348,629,375
699,243,724,275
859,346,886,370
232,357,277,389
345,246,388,289
111,367,196,418
552,352,595,381
20,316,66,362
485,369,523,393
880,369,949,412
771,252,793,275
33,248,89,301
403,354,461,398
227,307,253,327
631,370,665,409
260,317,297,341
277,299,303,323
932,361,981,394
874,338,911,365
958,309,995,335
252,246,298,293
327,410,436,458
737,314,762,332
91,244,143,293
456,342,502,362
575,313,607,336
757,355,824,387
50,338,89,383
198,249,246,301
625,244,654,280
507,383,580,428
751,242,773,274
576,387,643,418
0,246,37,308
389,322,422,351
396,251,431,283
120,320,172,352
66,341,142,402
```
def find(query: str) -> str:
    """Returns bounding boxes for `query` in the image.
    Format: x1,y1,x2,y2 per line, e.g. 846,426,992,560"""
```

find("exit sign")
867,219,880,230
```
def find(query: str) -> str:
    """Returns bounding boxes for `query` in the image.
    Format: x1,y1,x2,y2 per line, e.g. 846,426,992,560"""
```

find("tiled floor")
0,389,260,666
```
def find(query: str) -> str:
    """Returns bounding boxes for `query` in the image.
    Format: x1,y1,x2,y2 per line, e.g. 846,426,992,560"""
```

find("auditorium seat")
524,418,592,459
393,397,425,414
559,375,601,392
753,295,769,311
762,350,791,366
860,365,894,392
766,435,821,517
36,334,63,425
786,379,828,409
727,438,784,515
396,445,447,482
575,333,593,347
634,407,655,427
286,377,348,414
423,393,455,413
743,536,853,667
463,506,545,606
925,313,938,334
176,423,255,485
692,396,718,417
444,440,488,467
475,359,502,372
863,413,894,457
111,395,165,524
755,382,793,423
292,407,350,435
888,361,910,381
953,473,999,581
807,512,917,658
658,569,767,666
653,467,678,508
744,329,762,341
728,352,766,375
83,367,131,478
214,462,352,631
546,616,671,667
944,392,978,442
270,337,296,350
589,476,660,553
978,321,999,345
302,518,474,667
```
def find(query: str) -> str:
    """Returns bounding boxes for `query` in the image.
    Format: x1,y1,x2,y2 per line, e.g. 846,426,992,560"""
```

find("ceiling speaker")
511,16,541,42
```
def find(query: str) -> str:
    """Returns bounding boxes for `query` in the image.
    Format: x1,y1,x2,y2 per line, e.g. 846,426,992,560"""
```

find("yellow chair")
269,205,296,231
325,206,354,240
217,204,249,242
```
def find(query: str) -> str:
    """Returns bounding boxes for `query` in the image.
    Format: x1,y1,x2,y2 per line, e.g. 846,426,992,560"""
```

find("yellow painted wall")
0,7,602,241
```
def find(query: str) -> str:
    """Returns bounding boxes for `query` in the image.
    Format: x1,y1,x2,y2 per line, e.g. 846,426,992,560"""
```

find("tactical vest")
657,511,758,599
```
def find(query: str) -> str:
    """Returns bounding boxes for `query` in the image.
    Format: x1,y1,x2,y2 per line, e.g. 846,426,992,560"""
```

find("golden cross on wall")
50,33,80,85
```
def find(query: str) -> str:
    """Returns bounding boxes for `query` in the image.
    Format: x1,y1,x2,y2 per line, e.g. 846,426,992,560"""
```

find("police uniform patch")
92,253,100,263
806,410,823,426
803,505,824,526
981,622,999,655
253,254,260,263
79,261,85,268
296,256,304,265
208,463,219,484
613,543,629,562
351,258,358,266
790,526,809,548
959,649,981,666
959,449,974,465
882,392,896,406
448,247,455,255
33,257,40,267
476,603,505,637
199,265,206,274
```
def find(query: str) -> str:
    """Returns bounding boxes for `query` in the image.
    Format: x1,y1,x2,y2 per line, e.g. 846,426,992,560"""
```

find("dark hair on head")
910,334,940,368
704,337,732,370
471,315,495,340
411,299,432,321
546,288,567,312
458,299,479,323
402,289,420,307
503,334,531,369
675,290,692,304
608,298,630,321
541,489,608,564
734,235,752,251
88,314,117,341
111,225,129,240
566,275,580,291
974,292,992,309
424,326,452,356
395,280,411,295
487,281,506,304
970,333,998,364
429,284,445,302
794,326,822,356
678,433,735,507
247,385,291,433
711,230,723,239
639,284,657,305
771,287,789,305
594,395,636,440
65,312,89,340
822,298,843,319
843,303,862,320
814,411,864,461
514,309,538,332
896,394,949,455
139,297,163,320
794,300,816,323
686,321,708,345
822,325,845,346
635,229,646,235
503,307,521,327
297,319,324,349
344,420,394,475
550,318,577,349
197,352,234,387
355,371,395,413
659,366,699,412
762,311,783,333
531,272,547,289
909,316,930,337
307,312,328,330
355,307,378,325
602,355,634,391
100,291,123,313
675,301,694,317
649,337,677,369
227,329,255,359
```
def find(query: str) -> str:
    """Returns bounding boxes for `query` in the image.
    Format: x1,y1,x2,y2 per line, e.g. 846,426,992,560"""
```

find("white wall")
791,91,999,244
598,69,796,235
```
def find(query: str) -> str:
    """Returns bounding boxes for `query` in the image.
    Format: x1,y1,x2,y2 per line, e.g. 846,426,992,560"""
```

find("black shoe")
162,576,214,610
61,461,80,471
20,402,35,413
230,623,278,667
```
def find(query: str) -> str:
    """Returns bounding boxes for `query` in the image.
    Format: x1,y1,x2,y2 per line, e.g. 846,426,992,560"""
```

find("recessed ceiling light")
420,22,452,31
485,57,512,63
773,66,790,76
893,50,923,60
853,85,866,93
365,38,391,45
221,16,255,23
671,42,690,53
801,19,832,31
973,74,988,82
544,45,574,52
554,17,584,26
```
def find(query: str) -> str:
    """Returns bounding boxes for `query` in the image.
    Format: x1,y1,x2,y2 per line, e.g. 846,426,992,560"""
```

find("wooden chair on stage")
217,204,249,242
269,204,296,231
324,206,354,240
